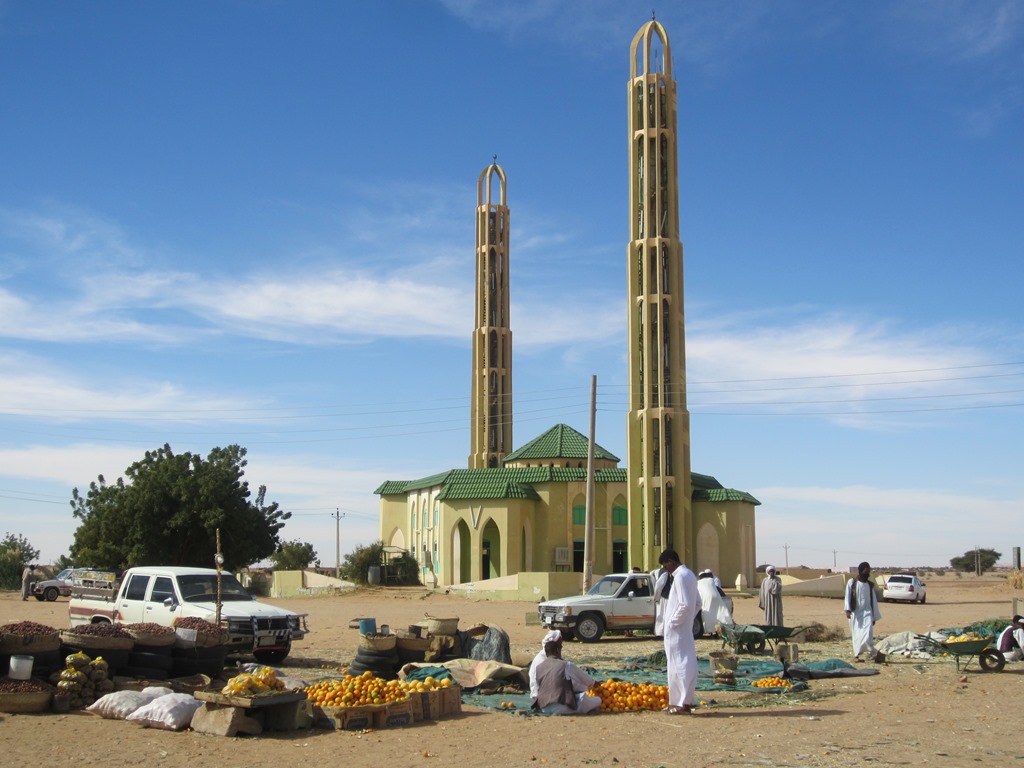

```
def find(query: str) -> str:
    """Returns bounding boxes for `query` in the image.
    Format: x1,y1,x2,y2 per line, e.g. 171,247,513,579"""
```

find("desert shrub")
932,568,946,577
1007,569,1023,590
799,622,847,642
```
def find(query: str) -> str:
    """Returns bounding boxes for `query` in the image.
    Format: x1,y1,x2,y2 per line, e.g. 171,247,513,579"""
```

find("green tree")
949,548,1001,574
270,540,320,570
341,540,420,586
69,444,290,571
0,532,41,590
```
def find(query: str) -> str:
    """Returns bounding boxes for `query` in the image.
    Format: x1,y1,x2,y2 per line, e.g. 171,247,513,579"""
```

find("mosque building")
375,18,759,594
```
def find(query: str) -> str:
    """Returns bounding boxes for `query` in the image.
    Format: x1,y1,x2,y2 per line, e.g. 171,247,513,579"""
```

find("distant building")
375,18,759,591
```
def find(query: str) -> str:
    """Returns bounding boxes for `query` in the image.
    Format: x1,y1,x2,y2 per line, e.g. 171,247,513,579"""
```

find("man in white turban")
528,629,600,715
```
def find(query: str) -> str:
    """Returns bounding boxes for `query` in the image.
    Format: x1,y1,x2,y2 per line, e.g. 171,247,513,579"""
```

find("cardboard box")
438,685,462,716
419,690,442,720
373,699,414,728
313,704,380,731
407,692,424,722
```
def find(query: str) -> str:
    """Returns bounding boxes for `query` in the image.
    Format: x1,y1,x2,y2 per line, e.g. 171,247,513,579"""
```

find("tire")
121,666,169,680
173,645,229,660
920,594,926,604
575,613,605,643
172,656,225,678
26,650,63,677
253,647,290,665
353,646,398,659
978,648,1005,672
744,638,767,654
133,643,173,657
129,651,175,672
44,587,59,602
61,646,131,671
34,594,45,601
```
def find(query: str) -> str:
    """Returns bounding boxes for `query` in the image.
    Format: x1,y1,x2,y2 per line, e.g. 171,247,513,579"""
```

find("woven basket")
173,627,230,649
424,616,459,635
360,633,398,651
60,631,134,652
125,627,176,648
708,650,739,672
396,635,431,653
0,633,61,655
0,691,52,714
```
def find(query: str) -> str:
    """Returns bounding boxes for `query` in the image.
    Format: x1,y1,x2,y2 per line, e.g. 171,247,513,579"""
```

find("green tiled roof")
503,423,620,463
693,487,761,505
376,466,755,503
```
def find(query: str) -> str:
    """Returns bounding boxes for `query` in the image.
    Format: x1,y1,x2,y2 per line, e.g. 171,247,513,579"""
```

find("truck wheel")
575,614,605,643
253,645,290,664
34,594,45,601
44,587,60,602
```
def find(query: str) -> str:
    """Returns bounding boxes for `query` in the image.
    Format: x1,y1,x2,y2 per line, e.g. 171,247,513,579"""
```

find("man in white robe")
529,630,601,715
996,615,1024,662
651,566,668,637
844,561,882,662
697,569,734,633
660,549,699,714
758,565,783,626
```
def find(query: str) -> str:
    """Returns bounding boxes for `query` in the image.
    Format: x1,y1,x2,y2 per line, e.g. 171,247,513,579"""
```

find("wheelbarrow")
916,633,1005,672
720,623,768,654
753,624,806,653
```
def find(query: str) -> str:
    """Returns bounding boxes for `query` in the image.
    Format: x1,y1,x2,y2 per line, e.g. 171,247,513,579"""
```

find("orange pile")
304,671,454,708
587,679,669,712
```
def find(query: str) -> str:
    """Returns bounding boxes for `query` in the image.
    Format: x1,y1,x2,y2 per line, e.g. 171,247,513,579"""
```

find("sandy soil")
1,574,1022,768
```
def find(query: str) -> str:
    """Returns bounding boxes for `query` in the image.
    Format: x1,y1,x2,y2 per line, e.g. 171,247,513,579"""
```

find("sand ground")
1,573,1021,768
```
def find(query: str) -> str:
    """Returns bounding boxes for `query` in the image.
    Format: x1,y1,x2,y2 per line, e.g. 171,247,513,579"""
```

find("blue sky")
1,1,1022,571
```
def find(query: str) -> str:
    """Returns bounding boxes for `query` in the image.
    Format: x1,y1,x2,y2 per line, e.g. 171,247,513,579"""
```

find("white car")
883,573,927,603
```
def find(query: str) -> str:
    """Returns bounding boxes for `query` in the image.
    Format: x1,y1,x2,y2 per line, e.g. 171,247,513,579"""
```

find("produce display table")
191,690,312,736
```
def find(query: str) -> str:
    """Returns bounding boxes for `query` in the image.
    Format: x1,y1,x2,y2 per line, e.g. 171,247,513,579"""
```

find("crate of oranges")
750,675,792,690
306,671,457,729
587,679,670,712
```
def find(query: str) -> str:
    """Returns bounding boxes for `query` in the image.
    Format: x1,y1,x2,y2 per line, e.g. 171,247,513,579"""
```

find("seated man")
997,615,1024,662
530,631,601,715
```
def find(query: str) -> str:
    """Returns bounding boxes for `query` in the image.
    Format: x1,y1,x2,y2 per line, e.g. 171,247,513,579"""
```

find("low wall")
446,571,584,602
269,570,355,598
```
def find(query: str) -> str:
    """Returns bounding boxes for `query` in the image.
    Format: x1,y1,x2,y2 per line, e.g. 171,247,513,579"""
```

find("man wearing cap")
758,565,784,627
659,548,699,715
996,615,1024,663
529,630,601,715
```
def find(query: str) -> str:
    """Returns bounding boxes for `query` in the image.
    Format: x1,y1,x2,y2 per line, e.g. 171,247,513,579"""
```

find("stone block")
190,703,263,737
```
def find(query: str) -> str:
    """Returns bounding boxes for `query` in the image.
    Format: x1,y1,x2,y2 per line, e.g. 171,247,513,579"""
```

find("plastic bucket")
358,618,377,636
9,654,34,680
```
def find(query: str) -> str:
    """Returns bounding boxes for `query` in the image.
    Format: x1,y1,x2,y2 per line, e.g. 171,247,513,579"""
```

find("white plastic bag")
126,692,203,730
86,686,175,720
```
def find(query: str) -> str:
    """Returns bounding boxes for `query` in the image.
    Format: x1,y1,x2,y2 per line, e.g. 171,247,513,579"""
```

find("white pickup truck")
69,566,308,663
538,572,707,643
538,573,659,642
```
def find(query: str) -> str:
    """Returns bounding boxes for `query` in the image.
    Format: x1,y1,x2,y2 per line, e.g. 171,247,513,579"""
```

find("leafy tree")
341,540,420,586
271,540,320,571
0,532,41,589
949,548,1000,574
69,444,290,571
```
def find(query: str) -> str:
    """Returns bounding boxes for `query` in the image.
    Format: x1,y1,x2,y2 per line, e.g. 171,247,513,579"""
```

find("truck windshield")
587,576,626,596
177,574,253,602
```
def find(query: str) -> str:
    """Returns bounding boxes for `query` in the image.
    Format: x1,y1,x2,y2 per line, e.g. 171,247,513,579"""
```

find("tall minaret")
626,20,693,568
469,161,513,468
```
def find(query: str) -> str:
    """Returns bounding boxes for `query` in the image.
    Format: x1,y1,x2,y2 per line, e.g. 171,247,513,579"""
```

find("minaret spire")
469,161,513,468
626,20,692,569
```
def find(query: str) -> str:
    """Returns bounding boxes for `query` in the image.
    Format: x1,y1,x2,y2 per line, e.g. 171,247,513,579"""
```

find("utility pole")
833,549,838,570
783,544,790,574
583,375,597,592
334,509,346,579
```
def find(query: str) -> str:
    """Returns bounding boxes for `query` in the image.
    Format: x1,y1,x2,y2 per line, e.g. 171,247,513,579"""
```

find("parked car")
31,567,84,602
883,573,927,603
